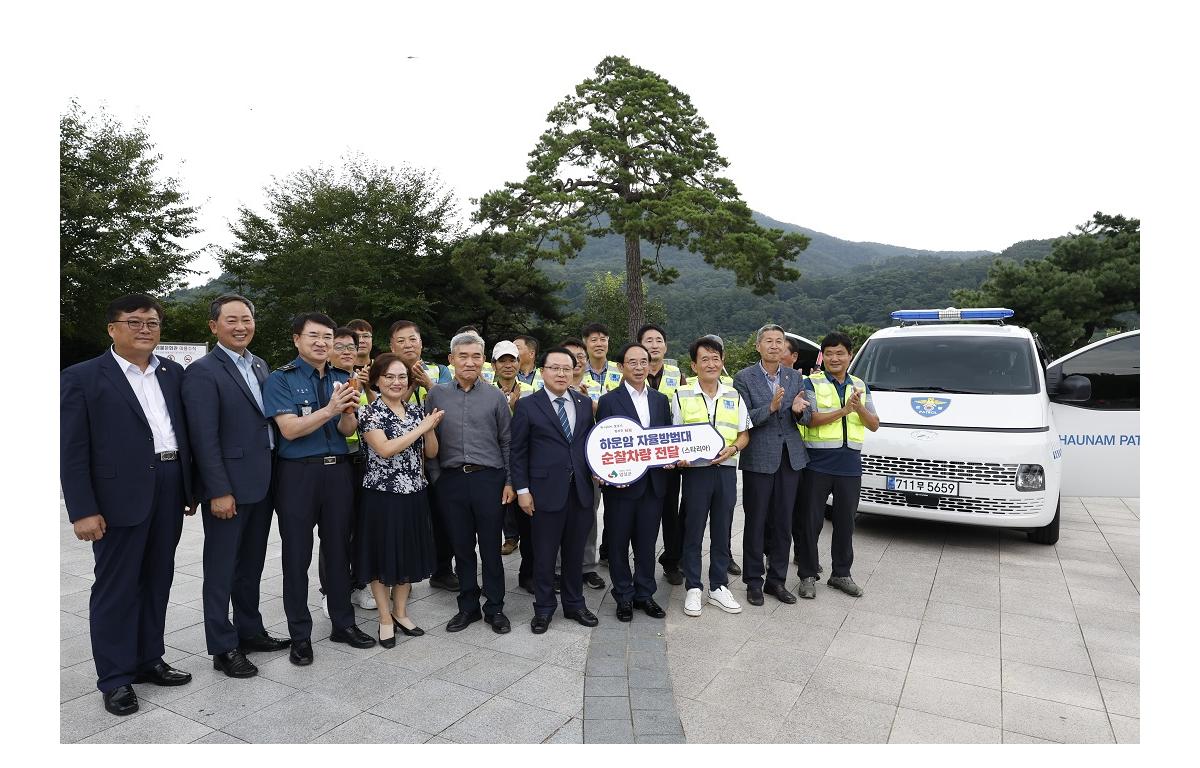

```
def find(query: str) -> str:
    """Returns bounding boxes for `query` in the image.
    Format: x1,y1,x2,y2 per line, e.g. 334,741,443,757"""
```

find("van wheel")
1027,501,1061,545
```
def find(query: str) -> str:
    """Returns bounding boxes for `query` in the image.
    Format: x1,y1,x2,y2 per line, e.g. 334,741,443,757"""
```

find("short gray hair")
755,323,785,343
450,331,485,354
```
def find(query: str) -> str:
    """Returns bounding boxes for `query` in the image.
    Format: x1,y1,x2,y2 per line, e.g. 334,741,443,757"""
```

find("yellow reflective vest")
674,385,742,447
495,379,536,412
650,362,683,398
801,371,868,451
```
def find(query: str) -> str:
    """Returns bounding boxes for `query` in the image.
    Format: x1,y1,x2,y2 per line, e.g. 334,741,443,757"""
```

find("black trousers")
800,470,860,579
428,480,455,579
200,491,273,655
503,503,521,541
740,449,800,589
318,451,366,593
657,469,684,571
89,458,183,693
275,459,355,640
435,467,506,617
792,468,810,564
532,488,591,617
681,465,736,591
603,489,664,603
514,503,534,582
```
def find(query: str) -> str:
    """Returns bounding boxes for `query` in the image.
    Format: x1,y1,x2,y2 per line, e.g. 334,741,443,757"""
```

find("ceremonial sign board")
585,417,725,487
154,342,208,369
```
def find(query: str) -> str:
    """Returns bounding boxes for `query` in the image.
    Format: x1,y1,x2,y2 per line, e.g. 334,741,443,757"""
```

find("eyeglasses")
333,343,358,352
302,333,335,342
112,319,161,331
543,365,574,374
357,333,373,339
622,360,649,368
379,373,408,382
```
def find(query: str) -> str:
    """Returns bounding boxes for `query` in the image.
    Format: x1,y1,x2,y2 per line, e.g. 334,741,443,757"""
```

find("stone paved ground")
60,493,1138,744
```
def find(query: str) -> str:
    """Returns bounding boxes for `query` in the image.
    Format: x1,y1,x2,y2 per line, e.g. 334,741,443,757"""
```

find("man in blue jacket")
182,294,291,679
511,347,599,633
60,294,196,716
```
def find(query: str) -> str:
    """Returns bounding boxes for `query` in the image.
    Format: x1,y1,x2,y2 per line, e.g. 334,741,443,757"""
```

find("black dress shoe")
330,624,376,649
213,649,258,678
485,612,511,634
564,608,600,627
616,602,633,622
289,639,313,666
764,583,797,604
531,615,551,634
633,599,666,618
518,577,535,595
429,572,460,591
393,615,425,637
378,624,396,649
663,567,684,586
103,685,139,716
239,631,291,653
727,559,742,576
583,571,606,590
446,610,482,632
133,661,192,687
746,586,764,606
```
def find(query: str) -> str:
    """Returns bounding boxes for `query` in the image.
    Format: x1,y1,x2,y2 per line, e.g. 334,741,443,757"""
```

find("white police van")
847,308,1092,544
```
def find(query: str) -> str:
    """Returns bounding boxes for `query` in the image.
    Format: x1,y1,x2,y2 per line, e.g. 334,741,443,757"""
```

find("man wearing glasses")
263,313,375,666
60,294,197,716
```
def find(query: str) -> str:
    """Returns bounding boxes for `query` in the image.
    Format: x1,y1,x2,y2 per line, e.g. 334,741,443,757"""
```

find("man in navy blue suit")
511,347,600,634
60,294,196,716
596,342,672,621
182,294,291,680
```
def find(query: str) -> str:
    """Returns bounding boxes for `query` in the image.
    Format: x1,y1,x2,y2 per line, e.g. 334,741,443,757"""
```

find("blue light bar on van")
890,307,1015,322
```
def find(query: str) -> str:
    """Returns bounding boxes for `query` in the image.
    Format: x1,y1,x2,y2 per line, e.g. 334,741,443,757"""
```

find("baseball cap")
492,340,519,360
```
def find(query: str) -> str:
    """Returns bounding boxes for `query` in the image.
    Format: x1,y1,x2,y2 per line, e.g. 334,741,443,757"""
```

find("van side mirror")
1052,374,1092,403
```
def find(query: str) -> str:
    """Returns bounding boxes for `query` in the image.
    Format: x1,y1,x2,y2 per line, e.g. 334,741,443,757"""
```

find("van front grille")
861,454,1018,486
860,487,1043,516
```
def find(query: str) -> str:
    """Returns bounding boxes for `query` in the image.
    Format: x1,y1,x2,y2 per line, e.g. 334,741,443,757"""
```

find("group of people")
61,293,878,718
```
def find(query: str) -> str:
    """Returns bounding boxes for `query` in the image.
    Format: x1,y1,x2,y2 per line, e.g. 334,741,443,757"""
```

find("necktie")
554,396,573,441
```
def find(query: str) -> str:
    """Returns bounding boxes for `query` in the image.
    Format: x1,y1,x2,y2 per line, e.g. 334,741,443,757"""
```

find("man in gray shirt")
425,331,516,634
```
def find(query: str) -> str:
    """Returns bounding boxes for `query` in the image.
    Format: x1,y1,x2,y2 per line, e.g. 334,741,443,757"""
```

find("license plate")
887,476,960,495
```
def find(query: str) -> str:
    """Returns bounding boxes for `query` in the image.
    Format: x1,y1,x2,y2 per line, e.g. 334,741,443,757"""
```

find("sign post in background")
154,342,208,369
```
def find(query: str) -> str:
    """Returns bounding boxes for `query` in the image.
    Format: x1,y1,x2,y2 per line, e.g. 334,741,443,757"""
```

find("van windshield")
850,336,1040,395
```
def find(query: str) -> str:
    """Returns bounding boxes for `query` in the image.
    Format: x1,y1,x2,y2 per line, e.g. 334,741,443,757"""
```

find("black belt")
283,455,350,465
448,463,496,474
156,451,179,462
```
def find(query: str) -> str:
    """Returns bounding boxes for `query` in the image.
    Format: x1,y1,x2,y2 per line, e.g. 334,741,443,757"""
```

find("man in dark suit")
511,347,600,633
596,342,672,621
60,294,196,716
182,294,291,680
732,324,812,607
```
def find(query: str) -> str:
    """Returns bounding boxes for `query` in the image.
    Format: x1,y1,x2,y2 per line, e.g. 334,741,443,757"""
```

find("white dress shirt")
111,348,178,452
624,381,651,428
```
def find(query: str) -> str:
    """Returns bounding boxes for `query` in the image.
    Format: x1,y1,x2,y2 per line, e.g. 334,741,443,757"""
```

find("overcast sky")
44,0,1181,285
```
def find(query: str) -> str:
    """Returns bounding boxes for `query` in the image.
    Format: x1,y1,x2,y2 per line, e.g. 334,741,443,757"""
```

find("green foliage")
220,156,565,366
954,212,1139,356
720,333,761,377
473,55,810,338
835,323,878,353
60,100,200,366
566,271,667,349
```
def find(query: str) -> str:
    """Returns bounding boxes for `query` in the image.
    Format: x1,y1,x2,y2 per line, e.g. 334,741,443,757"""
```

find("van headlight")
1016,464,1045,492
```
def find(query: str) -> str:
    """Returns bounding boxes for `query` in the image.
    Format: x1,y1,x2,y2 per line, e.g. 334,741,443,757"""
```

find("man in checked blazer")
511,347,600,634
732,324,813,607
181,294,292,680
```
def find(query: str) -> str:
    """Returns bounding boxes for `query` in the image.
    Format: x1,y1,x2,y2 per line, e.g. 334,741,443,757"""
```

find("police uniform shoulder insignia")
276,362,298,372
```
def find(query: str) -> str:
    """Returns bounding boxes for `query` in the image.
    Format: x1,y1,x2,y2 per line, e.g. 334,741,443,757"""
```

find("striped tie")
554,396,573,441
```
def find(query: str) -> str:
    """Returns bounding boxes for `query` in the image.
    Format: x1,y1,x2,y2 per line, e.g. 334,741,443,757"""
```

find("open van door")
1047,330,1140,497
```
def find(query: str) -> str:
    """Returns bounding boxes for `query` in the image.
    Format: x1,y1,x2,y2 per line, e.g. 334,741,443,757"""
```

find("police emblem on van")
911,397,950,417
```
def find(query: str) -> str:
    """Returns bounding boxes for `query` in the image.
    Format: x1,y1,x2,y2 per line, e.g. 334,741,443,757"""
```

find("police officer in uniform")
264,312,376,665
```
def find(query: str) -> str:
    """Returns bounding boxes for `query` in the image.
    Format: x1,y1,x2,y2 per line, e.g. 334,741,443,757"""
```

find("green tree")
572,271,667,350
60,100,200,365
954,212,1138,356
473,55,810,340
836,323,878,353
221,156,564,366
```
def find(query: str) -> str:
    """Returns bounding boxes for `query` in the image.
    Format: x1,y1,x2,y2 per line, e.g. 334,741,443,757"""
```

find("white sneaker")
353,588,377,610
708,586,742,614
683,588,703,617
320,594,330,619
